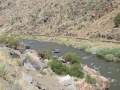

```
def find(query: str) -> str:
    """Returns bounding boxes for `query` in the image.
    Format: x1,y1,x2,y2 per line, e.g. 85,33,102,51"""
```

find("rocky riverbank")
0,41,110,90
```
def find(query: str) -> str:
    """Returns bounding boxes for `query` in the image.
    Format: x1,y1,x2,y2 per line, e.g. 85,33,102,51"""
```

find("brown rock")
78,79,95,90
83,65,110,90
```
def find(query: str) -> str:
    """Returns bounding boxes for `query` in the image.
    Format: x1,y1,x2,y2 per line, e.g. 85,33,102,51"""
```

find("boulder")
96,76,110,89
22,51,47,71
58,75,72,86
22,72,33,84
17,42,30,53
83,65,110,90
23,49,32,54
39,61,48,70
68,84,77,90
9,49,22,58
33,80,41,89
3,46,22,58
78,79,95,90
24,61,36,71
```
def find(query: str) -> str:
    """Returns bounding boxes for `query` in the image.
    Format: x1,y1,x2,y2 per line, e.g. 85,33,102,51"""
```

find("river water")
20,39,120,90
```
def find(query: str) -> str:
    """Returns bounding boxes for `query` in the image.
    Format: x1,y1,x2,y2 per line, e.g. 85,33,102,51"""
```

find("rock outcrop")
83,65,110,90
17,42,30,53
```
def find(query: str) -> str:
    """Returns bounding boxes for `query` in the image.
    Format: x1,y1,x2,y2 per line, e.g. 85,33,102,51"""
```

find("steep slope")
0,0,120,40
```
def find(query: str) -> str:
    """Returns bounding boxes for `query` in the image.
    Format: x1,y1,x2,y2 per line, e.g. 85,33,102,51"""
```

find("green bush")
38,49,53,59
83,17,87,21
96,48,120,62
85,74,95,84
79,44,87,51
63,53,81,64
49,59,68,75
14,80,22,90
0,62,7,78
104,54,115,62
49,57,84,78
7,36,19,49
69,63,84,78
40,70,47,75
0,34,19,49
78,25,84,30
114,13,120,26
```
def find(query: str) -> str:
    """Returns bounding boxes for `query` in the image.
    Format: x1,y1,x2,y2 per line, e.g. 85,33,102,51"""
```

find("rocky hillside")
0,0,120,40
0,41,110,90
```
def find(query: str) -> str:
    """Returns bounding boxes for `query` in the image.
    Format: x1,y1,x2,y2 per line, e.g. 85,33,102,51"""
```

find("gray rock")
59,75,72,86
32,61,41,71
9,49,22,58
39,61,48,70
68,84,77,90
24,61,36,71
33,80,41,89
17,42,30,53
23,49,32,54
41,85,49,90
22,72,33,84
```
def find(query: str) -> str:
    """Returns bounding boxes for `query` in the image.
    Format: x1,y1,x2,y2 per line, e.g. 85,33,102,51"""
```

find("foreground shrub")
69,63,84,78
49,58,84,78
85,74,95,84
63,53,81,64
38,49,53,59
49,59,68,75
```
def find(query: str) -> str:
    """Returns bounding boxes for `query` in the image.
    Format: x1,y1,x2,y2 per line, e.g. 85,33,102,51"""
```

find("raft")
29,42,34,44
53,49,60,53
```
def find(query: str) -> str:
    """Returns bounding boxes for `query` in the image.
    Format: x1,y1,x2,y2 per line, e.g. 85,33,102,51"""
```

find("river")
20,39,120,90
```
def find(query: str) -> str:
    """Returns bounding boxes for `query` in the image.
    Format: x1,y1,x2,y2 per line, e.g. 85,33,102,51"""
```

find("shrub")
83,17,87,21
49,59,68,75
78,25,84,30
14,80,22,90
63,53,81,64
7,36,19,49
96,47,120,62
0,62,7,78
69,63,84,78
40,70,47,75
114,13,120,26
49,58,84,78
38,49,53,59
0,34,8,43
79,44,87,51
0,34,19,49
104,54,115,62
85,74,95,84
